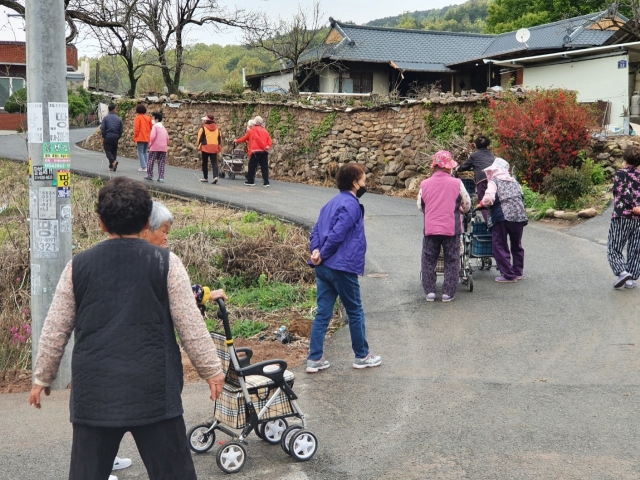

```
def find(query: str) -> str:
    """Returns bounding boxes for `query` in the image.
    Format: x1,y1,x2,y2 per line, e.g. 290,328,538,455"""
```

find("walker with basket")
219,147,248,180
187,299,317,474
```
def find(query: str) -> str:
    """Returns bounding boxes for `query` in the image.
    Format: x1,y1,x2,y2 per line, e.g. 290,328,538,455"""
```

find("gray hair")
253,115,264,126
149,201,174,232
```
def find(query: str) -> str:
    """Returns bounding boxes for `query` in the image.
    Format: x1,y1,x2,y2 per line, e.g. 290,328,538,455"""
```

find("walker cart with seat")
187,299,317,474
219,148,248,180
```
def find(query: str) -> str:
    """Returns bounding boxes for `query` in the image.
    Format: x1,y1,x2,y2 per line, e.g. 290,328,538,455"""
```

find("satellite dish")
516,28,531,44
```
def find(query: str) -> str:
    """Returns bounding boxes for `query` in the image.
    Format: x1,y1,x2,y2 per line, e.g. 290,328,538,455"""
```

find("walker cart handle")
215,298,233,341
472,206,486,213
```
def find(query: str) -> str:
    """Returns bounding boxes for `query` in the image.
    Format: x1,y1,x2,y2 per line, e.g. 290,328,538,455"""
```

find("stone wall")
83,94,491,192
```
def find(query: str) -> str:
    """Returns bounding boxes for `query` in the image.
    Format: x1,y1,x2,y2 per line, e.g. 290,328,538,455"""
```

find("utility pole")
26,0,73,389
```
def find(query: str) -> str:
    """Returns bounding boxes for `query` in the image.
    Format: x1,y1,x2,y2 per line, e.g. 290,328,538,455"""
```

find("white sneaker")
112,456,132,470
109,476,118,480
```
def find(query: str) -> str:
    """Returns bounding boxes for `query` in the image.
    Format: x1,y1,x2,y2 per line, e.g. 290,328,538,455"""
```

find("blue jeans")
137,142,149,169
308,264,369,361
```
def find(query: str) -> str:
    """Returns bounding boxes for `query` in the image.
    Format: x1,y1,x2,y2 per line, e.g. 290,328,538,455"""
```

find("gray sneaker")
306,357,330,373
614,272,632,289
353,352,382,369
625,279,637,289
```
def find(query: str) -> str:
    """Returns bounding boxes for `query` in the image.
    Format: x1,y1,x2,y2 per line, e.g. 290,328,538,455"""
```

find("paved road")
1,129,640,479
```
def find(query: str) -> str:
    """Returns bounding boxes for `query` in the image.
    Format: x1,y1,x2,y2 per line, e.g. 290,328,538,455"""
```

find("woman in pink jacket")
417,151,471,302
144,112,170,183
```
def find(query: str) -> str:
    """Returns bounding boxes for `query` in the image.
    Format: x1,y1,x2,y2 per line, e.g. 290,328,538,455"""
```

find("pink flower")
10,327,17,333
19,335,25,343
23,309,29,315
12,338,17,344
15,277,21,283
13,333,18,338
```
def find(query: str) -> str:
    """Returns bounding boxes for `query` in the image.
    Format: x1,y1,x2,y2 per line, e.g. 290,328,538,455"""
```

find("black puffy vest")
70,238,183,427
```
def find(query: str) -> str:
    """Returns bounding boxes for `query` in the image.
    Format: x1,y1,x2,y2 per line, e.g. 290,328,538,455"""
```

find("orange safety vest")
197,125,222,154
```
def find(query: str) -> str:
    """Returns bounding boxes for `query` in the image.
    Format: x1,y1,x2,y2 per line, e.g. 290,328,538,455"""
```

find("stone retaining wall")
83,94,491,192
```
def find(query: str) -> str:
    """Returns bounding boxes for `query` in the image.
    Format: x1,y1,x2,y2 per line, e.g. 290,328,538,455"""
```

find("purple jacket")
310,191,367,276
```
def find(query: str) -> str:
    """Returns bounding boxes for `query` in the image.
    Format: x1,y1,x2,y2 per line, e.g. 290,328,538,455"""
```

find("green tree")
396,13,419,29
485,0,604,34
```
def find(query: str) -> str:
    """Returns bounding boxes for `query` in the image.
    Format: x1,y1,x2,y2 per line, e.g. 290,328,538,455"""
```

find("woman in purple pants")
478,158,528,283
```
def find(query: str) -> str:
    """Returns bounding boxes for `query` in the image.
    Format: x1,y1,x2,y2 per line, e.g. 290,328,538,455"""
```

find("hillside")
366,0,489,33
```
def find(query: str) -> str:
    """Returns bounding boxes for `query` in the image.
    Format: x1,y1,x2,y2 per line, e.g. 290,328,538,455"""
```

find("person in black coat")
101,103,124,172
457,135,495,219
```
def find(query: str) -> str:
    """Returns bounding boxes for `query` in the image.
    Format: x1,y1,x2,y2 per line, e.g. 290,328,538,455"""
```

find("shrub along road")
1,129,640,479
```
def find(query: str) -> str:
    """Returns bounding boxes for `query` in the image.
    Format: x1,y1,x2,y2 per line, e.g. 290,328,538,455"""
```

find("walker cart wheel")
216,441,247,474
468,276,473,292
230,171,236,180
187,424,215,453
482,258,492,270
220,172,226,179
259,418,288,444
289,430,318,462
281,425,303,455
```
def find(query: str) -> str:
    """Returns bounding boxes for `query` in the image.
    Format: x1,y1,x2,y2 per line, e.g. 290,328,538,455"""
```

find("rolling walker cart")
469,207,494,271
220,148,248,180
187,299,317,474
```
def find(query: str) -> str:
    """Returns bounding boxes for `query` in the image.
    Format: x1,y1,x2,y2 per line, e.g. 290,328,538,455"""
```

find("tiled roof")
461,12,620,63
327,22,495,71
325,12,621,70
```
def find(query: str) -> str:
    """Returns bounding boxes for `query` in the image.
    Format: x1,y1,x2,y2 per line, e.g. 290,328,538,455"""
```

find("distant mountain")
366,0,489,34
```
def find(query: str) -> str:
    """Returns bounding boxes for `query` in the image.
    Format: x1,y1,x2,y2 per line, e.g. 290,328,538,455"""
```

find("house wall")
318,65,389,95
523,54,630,130
260,72,293,93
0,113,26,130
0,42,78,69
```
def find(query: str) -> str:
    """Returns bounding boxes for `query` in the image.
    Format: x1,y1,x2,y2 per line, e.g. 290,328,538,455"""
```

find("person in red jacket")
197,114,223,184
237,115,272,187
133,104,152,172
234,119,255,159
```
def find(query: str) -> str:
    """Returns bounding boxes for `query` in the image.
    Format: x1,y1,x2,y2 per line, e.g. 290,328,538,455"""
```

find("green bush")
542,166,593,209
580,158,608,185
4,88,27,114
222,79,244,95
68,93,90,119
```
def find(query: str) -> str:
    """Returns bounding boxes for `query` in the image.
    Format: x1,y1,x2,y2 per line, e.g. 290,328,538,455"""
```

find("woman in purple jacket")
307,164,382,373
417,151,471,302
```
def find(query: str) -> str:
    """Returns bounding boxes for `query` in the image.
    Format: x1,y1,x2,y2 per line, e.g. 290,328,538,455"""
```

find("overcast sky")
0,0,469,56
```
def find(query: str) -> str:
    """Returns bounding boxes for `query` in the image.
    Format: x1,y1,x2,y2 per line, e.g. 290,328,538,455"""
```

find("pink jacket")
149,122,169,152
418,171,470,236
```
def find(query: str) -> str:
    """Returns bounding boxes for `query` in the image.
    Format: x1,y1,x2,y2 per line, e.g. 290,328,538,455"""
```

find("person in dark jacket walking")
457,135,494,219
197,114,223,184
28,177,225,480
101,104,124,172
307,163,382,373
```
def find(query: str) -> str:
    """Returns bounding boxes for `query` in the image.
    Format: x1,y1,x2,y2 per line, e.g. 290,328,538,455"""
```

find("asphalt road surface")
1,129,639,479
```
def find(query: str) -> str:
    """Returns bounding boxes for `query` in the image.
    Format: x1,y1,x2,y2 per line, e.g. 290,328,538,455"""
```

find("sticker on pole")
32,165,54,182
43,142,70,170
38,187,57,219
48,102,69,142
27,102,44,143
33,219,59,259
59,204,72,233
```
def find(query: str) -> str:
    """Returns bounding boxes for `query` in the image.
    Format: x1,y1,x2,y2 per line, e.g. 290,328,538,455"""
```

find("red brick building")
0,41,78,130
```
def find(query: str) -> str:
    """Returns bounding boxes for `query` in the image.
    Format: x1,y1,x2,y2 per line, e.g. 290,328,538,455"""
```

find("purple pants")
421,235,460,297
476,180,488,221
147,151,167,180
491,221,525,280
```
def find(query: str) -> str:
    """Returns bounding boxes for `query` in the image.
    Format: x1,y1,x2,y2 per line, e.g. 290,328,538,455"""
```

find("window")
0,77,26,109
351,72,373,94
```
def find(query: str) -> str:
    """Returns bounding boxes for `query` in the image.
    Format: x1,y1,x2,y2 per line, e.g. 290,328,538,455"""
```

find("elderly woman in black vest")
28,177,225,480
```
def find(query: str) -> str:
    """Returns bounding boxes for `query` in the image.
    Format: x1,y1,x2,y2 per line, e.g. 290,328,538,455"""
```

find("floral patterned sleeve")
167,252,222,380
33,261,76,387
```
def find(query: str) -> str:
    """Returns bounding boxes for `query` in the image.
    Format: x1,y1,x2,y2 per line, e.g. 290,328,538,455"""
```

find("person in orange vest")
237,115,272,187
197,114,223,184
234,119,255,158
133,104,152,172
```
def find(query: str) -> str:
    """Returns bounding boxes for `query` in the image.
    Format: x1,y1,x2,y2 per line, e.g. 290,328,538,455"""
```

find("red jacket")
235,129,253,157
249,125,272,152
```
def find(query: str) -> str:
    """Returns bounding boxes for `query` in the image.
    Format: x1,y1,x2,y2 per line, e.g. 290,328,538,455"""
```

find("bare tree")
136,0,256,95
0,0,123,43
78,0,154,97
244,1,330,95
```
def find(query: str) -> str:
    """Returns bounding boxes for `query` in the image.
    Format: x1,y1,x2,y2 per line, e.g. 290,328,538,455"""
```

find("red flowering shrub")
487,89,596,190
